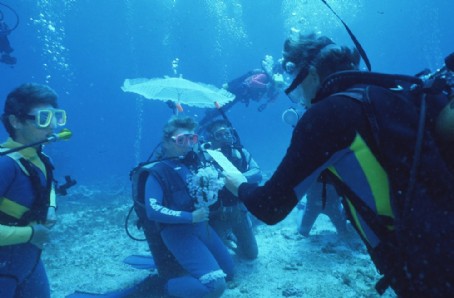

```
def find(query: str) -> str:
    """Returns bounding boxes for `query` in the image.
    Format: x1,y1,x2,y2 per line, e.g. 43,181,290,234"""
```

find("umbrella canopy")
121,77,235,108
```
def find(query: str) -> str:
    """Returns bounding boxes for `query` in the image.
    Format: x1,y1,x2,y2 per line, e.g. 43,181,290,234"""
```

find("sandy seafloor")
43,186,397,298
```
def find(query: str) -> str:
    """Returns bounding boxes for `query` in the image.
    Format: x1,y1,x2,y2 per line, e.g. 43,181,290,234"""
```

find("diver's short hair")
2,83,59,137
162,116,198,141
282,32,360,82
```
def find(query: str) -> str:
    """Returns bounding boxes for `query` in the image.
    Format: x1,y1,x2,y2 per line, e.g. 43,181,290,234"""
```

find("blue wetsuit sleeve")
144,175,193,224
241,149,262,184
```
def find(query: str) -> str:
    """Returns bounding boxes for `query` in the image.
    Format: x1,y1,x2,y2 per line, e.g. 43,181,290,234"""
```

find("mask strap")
285,67,309,95
320,0,372,71
284,43,337,95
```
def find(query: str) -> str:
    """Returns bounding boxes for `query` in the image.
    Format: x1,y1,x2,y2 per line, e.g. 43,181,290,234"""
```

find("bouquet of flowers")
188,166,224,208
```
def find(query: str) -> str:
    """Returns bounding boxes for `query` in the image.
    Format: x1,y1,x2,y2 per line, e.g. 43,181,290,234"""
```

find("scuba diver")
224,30,454,297
68,117,236,298
0,2,19,65
130,116,235,298
199,55,286,127
203,119,261,260
223,3,454,296
0,83,70,298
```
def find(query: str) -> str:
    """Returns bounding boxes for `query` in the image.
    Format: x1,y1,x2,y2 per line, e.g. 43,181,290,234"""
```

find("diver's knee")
202,277,226,298
241,246,258,260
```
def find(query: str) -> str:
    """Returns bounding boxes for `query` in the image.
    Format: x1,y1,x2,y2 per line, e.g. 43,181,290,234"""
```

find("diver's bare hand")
29,224,51,249
192,207,209,223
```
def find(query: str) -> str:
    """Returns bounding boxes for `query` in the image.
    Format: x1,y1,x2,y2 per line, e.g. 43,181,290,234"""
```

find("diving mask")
213,127,234,144
171,133,199,147
25,109,67,128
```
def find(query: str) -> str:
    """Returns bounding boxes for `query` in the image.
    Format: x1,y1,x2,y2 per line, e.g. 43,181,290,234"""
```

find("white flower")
188,166,224,208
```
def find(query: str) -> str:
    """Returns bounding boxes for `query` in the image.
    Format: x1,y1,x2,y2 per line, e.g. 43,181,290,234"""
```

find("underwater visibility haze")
1,0,452,186
1,0,453,296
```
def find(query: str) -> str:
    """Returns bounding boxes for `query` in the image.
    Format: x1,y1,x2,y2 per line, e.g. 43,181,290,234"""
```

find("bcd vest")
320,81,454,294
131,160,189,279
0,149,54,226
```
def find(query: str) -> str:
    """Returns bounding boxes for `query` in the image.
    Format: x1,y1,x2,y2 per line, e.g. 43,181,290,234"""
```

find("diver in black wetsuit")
281,106,348,238
199,55,284,127
224,33,454,297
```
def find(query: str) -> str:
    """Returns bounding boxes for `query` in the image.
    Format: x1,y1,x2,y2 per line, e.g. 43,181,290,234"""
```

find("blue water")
1,0,453,188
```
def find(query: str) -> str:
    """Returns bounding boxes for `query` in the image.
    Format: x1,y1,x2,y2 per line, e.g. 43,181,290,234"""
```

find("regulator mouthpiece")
48,128,72,142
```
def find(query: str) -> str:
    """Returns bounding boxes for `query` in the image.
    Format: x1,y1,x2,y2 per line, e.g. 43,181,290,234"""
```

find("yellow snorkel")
0,128,73,156
46,128,72,142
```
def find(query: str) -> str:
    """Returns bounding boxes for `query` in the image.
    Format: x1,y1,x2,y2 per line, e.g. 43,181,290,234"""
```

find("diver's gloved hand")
223,171,247,197
192,207,209,223
29,224,51,249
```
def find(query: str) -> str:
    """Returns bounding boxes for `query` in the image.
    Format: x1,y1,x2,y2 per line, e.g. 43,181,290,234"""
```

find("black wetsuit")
199,70,277,126
0,22,16,65
238,85,454,297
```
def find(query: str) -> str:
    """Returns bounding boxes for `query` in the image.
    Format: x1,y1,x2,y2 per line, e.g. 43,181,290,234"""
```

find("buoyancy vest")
316,72,454,294
131,160,189,279
328,85,454,212
0,149,54,226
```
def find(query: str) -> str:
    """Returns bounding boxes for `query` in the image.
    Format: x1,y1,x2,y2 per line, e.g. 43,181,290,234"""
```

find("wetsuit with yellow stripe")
0,138,55,298
237,85,454,297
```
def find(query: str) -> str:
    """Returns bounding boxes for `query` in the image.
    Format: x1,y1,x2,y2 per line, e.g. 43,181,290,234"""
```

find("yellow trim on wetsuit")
328,167,369,241
1,138,47,178
329,134,394,245
349,134,393,219
0,197,30,219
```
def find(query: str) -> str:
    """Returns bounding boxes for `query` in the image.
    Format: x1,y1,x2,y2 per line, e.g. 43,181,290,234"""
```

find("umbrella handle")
166,100,183,115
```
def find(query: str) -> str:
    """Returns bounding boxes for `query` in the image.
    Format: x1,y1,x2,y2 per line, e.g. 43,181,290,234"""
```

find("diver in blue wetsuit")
0,83,67,298
132,116,234,298
224,33,454,297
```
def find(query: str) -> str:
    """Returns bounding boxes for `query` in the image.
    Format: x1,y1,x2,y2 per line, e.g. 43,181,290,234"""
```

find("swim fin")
65,287,133,298
65,274,166,298
123,255,156,270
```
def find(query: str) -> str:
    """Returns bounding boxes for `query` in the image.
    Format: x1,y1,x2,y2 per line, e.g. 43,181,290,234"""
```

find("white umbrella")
121,77,235,109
